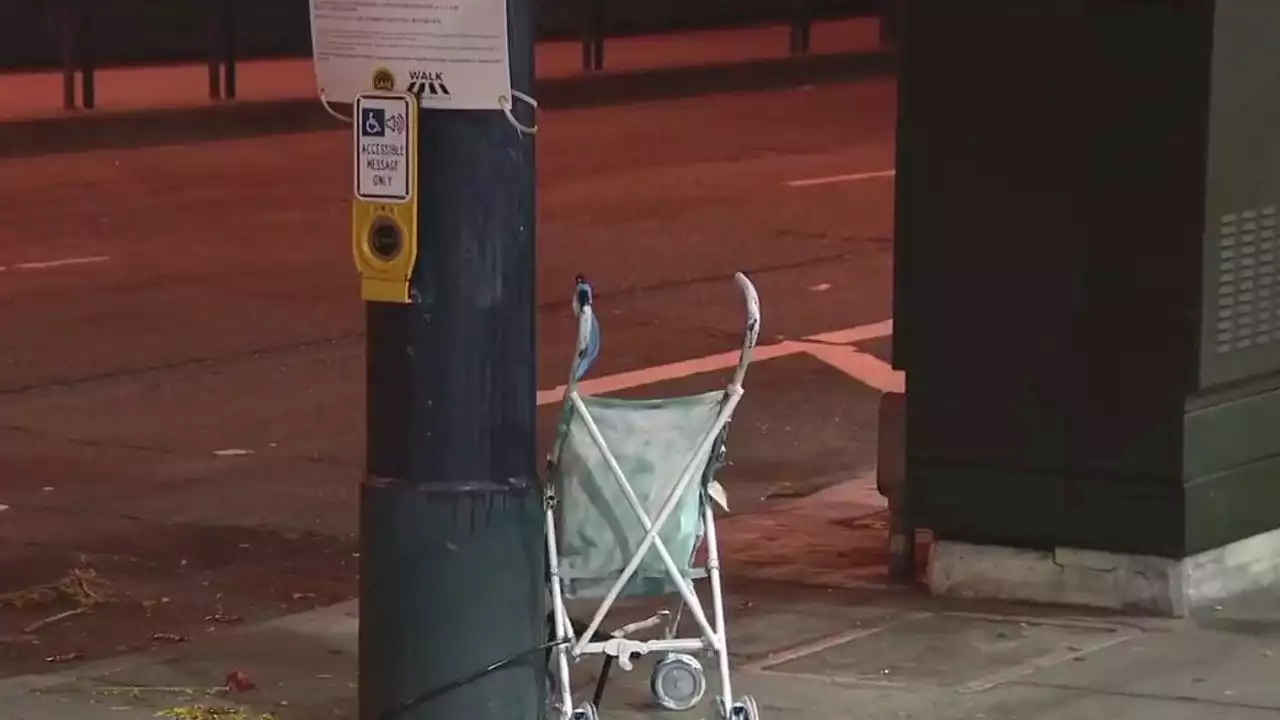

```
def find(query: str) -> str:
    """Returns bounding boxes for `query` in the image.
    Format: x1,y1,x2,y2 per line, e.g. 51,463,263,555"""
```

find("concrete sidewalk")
0,19,893,159
5,478,1280,720
6,580,1280,719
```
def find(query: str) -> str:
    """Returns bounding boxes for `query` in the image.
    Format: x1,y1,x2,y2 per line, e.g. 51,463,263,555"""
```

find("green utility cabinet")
893,0,1280,557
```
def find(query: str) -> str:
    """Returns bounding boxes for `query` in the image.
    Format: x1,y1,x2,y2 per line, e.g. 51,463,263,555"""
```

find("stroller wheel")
571,702,599,720
735,695,761,720
715,695,761,720
650,653,706,711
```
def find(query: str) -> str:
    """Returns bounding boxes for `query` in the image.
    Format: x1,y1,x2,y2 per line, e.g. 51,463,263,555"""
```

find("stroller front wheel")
650,653,707,711
716,695,761,720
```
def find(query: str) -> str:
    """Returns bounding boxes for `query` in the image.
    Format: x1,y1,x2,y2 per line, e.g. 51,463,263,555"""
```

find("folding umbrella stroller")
544,272,762,720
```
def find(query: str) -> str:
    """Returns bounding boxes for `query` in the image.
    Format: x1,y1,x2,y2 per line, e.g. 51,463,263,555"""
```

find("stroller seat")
556,391,724,600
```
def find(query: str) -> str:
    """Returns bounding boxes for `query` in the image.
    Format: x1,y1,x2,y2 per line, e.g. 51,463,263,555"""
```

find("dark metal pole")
221,0,237,100
580,0,593,73
60,0,76,110
357,0,544,719
879,0,901,47
581,0,604,72
590,0,604,72
77,0,94,110
789,0,811,55
207,0,223,100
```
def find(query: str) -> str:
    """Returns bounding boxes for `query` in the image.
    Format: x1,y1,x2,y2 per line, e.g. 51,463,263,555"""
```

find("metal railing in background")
574,0,876,74
581,0,605,72
55,0,240,110
57,0,90,110
206,0,236,101
790,0,813,55
44,0,883,111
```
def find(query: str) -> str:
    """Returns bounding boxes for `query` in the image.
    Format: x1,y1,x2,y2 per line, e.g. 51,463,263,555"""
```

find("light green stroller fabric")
554,390,725,600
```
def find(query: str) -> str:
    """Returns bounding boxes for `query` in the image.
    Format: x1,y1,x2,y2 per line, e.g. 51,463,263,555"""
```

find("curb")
0,49,895,159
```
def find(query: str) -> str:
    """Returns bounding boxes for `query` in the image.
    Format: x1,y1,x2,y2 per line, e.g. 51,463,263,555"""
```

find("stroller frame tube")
703,490,734,711
545,502,577,716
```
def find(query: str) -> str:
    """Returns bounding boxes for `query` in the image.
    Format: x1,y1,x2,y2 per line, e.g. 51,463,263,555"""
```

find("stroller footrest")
611,611,670,639
578,636,710,660
598,638,651,671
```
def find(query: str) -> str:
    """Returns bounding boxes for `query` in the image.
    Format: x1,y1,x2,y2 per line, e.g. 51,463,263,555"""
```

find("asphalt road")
0,79,897,673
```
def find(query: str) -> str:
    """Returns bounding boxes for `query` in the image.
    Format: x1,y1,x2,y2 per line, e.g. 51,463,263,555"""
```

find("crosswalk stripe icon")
408,80,451,97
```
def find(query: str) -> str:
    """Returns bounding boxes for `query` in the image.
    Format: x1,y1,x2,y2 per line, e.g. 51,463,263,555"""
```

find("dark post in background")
357,0,546,717
57,0,94,110
878,0,901,46
207,0,237,101
789,0,812,55
581,0,604,71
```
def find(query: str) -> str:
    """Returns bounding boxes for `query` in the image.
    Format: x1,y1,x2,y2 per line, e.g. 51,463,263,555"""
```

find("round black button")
368,219,402,261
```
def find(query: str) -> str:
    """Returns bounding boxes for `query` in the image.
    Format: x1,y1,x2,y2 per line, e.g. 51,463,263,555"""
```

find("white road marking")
807,318,893,346
785,169,896,188
536,342,803,406
794,341,904,393
1,256,111,271
741,611,930,672
536,318,897,407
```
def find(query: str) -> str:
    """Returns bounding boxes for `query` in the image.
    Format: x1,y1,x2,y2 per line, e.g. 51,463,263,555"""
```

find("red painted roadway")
0,77,899,675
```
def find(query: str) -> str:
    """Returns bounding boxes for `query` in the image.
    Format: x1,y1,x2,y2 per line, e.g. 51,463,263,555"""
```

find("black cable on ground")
376,638,571,720
591,656,615,708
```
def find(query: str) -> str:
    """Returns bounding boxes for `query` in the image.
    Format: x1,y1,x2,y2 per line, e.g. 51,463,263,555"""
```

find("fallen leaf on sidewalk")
1,567,113,610
157,706,278,720
24,606,90,633
224,670,257,693
761,483,805,500
205,613,244,624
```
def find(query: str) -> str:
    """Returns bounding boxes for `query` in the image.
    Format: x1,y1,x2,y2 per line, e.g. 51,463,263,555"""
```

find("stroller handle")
730,272,761,389
566,276,598,390
565,272,761,391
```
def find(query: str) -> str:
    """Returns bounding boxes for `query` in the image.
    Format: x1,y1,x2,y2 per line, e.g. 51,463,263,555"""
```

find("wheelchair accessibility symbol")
361,108,386,138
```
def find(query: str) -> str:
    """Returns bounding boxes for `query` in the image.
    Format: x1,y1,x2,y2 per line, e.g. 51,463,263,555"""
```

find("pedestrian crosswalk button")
368,217,403,261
